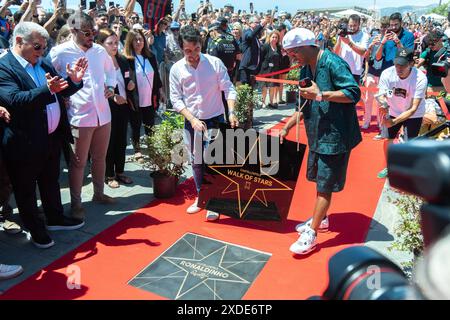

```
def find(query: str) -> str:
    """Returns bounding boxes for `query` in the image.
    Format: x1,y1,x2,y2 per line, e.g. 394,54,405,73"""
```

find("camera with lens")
431,41,450,78
337,22,349,37
312,134,450,300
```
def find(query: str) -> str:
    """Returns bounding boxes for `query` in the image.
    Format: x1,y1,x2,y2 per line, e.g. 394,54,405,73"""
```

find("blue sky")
37,0,442,14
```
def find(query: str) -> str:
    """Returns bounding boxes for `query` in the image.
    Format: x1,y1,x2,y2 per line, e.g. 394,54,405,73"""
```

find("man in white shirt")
50,12,117,219
170,26,238,221
377,48,427,179
334,14,370,84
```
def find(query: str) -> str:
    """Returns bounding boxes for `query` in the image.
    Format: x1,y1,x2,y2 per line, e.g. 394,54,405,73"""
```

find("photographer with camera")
376,48,427,179
334,14,370,84
376,13,415,69
362,18,391,131
415,30,446,93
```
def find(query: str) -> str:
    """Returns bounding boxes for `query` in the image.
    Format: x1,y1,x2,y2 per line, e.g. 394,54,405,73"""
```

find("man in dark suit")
0,22,88,249
239,16,269,87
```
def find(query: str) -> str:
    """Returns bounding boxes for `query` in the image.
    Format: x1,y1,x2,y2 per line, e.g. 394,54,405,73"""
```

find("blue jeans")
184,115,225,193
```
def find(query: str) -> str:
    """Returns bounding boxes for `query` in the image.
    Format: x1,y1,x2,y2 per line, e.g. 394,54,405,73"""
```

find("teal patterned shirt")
298,49,362,155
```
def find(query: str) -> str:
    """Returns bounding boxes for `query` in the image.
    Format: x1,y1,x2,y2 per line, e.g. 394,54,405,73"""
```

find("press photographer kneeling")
376,48,427,179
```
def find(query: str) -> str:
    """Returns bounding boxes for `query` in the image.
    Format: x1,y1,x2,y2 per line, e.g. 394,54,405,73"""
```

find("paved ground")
0,102,411,295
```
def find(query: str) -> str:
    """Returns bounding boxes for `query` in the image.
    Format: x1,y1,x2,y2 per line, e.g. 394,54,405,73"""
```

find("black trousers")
239,68,257,88
129,105,155,152
4,133,64,239
221,92,229,123
106,101,130,177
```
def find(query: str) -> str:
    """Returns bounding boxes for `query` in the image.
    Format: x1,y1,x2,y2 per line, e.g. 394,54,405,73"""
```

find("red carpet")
1,106,386,300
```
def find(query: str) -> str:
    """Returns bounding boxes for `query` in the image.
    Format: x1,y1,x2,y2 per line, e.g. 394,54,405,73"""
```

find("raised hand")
66,57,88,83
0,106,11,123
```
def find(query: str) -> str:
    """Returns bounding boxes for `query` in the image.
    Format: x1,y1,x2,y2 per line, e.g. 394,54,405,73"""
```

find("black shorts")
387,117,423,140
306,151,351,194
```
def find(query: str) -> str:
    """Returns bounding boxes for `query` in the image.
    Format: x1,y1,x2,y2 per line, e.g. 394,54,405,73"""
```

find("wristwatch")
229,110,235,116
315,91,323,102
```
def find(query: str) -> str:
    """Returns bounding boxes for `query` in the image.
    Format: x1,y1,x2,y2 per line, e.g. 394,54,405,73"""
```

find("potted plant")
388,192,424,275
234,84,257,130
286,68,300,104
144,111,187,198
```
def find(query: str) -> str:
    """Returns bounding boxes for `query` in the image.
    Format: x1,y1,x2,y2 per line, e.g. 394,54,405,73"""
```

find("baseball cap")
217,17,228,25
208,22,221,31
394,48,414,66
170,21,181,29
282,28,318,50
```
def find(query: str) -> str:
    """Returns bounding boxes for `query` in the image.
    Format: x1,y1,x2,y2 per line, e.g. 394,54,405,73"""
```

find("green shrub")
144,111,186,177
235,84,257,124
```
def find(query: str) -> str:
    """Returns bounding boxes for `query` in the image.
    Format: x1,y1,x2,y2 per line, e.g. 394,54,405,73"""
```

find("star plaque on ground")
128,233,271,300
198,125,306,221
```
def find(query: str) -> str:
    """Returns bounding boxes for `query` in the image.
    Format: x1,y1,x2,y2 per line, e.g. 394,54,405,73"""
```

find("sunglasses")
25,41,47,51
76,29,97,37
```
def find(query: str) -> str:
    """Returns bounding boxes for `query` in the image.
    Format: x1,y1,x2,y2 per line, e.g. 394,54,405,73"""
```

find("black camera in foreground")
314,131,450,300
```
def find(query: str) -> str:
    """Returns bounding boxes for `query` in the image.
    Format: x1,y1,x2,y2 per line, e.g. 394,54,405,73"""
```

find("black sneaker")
268,103,278,109
31,233,55,249
279,100,286,105
46,216,85,231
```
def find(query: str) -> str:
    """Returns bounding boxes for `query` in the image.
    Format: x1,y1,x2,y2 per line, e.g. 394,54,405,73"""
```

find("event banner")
198,124,306,221
137,0,173,28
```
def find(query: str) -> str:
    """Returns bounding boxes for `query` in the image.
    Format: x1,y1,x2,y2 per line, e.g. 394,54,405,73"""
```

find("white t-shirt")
337,30,370,76
378,66,427,118
135,55,154,108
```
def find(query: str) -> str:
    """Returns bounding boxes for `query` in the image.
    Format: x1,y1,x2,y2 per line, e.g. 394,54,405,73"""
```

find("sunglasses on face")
25,42,47,51
76,29,97,37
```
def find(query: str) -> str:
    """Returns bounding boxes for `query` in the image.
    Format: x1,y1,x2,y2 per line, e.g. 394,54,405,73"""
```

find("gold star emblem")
208,136,292,219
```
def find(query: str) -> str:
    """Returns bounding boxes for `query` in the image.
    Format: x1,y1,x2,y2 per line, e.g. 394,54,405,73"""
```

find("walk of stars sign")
198,125,306,221
129,233,271,300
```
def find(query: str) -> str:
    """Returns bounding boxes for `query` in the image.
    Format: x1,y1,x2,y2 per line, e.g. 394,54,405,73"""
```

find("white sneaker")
295,216,329,233
289,227,317,255
0,264,24,280
206,211,220,221
186,198,201,214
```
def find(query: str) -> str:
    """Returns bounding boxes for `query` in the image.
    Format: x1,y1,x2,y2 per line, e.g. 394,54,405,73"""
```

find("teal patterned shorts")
306,151,351,194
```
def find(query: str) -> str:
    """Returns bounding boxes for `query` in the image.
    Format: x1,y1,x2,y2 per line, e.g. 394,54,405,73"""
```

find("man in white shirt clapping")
50,12,117,220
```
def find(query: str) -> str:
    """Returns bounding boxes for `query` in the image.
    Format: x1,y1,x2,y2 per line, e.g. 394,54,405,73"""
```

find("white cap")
132,23,144,30
282,28,318,50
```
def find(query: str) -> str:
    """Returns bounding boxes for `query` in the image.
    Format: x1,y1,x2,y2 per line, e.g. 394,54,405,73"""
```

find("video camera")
313,135,450,300
337,22,355,37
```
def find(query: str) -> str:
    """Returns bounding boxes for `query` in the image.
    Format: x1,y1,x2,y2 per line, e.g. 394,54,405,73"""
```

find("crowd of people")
0,0,449,281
